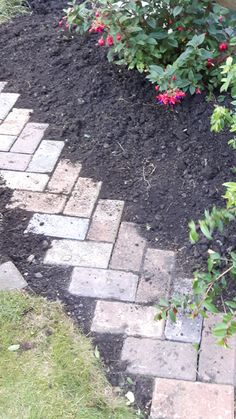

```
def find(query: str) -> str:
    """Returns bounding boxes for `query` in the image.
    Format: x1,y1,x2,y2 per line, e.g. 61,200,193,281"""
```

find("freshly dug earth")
0,2,235,415
1,0,235,274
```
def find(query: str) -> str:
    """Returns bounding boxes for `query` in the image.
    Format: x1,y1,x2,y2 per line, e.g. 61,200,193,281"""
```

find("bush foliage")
65,0,236,104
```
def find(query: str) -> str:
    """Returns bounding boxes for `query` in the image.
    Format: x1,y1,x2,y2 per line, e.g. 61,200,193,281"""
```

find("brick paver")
0,170,49,191
198,314,236,385
8,190,67,214
91,300,165,338
165,310,203,344
110,222,146,272
0,108,32,136
25,213,89,240
64,177,102,217
87,199,124,242
0,134,16,151
150,378,234,419
136,248,175,303
0,93,19,120
27,140,64,173
0,261,27,290
44,239,113,268
0,152,32,171
47,159,81,194
121,337,197,380
69,267,138,301
11,122,49,154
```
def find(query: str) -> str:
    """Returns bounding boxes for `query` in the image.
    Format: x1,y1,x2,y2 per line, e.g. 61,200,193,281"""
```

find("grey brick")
44,239,113,268
0,152,32,171
165,310,203,344
0,170,49,191
0,135,16,151
25,213,89,240
0,261,27,290
11,122,49,154
91,300,165,338
27,140,64,173
69,267,138,301
110,222,146,272
121,337,197,380
198,314,236,385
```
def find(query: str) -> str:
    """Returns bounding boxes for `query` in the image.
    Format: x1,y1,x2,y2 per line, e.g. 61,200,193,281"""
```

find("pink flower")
219,42,228,52
98,38,105,46
195,88,201,94
59,20,64,28
106,35,114,47
218,15,223,23
155,85,160,91
172,75,176,81
116,33,122,41
95,11,100,18
156,89,186,106
177,26,183,32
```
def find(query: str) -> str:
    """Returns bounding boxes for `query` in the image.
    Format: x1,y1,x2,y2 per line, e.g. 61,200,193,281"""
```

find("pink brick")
0,135,17,151
136,248,175,303
198,314,236,385
0,108,32,136
64,177,102,217
47,159,81,194
0,152,31,171
150,378,234,419
110,222,146,272
11,122,49,154
8,190,66,214
87,199,124,242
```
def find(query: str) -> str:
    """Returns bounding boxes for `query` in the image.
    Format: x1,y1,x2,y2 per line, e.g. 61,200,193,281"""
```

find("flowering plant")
65,0,236,105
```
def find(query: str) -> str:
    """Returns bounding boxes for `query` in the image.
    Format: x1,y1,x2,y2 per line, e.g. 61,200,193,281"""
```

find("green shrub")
157,58,236,346
64,0,236,105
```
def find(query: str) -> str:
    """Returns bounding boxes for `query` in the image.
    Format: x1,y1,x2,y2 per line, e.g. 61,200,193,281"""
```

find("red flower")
219,42,228,52
155,85,160,91
195,88,201,94
95,11,100,18
207,58,214,68
106,35,114,47
59,20,64,28
169,19,173,25
98,38,105,46
218,15,223,23
177,26,183,32
116,33,122,41
172,75,176,81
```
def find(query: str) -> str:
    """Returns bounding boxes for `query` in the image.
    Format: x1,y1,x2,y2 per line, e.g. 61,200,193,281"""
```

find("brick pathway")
0,82,235,418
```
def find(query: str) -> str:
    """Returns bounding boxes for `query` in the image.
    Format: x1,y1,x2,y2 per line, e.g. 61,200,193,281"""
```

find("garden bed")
1,0,235,275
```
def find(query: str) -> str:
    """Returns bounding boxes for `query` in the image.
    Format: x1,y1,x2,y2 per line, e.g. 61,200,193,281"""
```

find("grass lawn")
0,0,28,23
0,291,136,419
